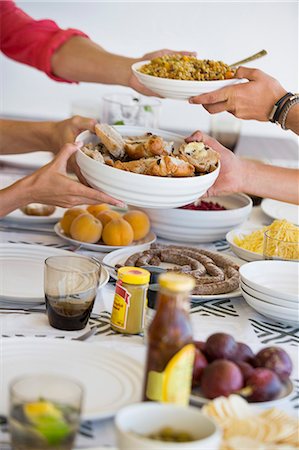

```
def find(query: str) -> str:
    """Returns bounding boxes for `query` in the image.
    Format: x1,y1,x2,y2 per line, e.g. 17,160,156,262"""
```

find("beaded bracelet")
278,94,299,130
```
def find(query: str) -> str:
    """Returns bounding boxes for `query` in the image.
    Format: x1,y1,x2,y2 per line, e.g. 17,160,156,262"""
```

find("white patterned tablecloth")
0,206,298,449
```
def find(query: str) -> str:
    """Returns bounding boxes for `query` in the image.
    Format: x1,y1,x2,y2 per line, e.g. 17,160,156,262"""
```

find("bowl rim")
169,193,253,214
132,60,246,86
76,129,220,184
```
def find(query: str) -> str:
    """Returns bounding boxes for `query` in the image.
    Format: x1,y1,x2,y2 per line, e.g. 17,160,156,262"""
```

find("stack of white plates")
239,261,299,325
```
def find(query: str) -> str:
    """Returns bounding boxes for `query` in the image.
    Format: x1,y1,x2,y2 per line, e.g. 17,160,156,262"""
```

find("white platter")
0,339,143,420
132,61,246,100
75,127,220,209
241,288,299,326
239,260,299,302
1,206,65,224
261,198,299,226
0,243,109,303
102,245,243,301
138,194,252,243
0,151,53,169
226,227,263,262
190,378,294,409
54,223,156,253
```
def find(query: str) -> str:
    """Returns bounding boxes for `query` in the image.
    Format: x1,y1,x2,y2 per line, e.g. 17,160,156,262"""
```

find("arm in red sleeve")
0,0,89,82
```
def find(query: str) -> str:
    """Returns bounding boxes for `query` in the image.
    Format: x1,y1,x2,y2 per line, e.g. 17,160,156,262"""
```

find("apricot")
87,204,110,217
123,210,150,240
96,210,121,228
102,218,134,246
70,213,102,243
59,208,86,235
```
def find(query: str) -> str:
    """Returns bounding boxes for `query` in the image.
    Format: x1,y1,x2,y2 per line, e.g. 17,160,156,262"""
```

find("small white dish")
240,281,298,308
239,260,299,302
102,245,243,301
54,223,156,253
132,60,246,100
241,288,299,326
261,198,299,226
138,194,252,243
190,378,294,410
75,127,220,209
1,206,65,224
226,227,264,262
116,402,222,450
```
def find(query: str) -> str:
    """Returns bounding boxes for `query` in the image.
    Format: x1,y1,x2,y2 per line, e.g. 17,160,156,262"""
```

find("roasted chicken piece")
124,133,171,160
175,141,219,173
114,155,195,177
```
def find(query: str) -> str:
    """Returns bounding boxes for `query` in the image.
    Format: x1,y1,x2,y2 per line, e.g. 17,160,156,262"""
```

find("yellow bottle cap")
158,272,195,293
117,266,150,285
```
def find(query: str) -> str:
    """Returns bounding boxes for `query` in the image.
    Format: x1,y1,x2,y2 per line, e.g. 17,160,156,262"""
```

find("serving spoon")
229,49,267,68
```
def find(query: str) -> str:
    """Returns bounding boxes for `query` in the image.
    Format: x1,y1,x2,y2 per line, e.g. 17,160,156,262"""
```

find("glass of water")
102,93,161,127
9,374,83,450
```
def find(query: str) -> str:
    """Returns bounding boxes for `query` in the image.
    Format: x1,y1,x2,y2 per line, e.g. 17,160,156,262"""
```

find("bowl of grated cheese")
226,219,299,262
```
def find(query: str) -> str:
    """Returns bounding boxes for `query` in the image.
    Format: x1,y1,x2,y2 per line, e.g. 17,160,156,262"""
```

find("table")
0,204,298,450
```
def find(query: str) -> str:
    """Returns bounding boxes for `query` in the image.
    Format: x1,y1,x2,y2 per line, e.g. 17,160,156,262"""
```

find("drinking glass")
209,112,242,152
102,93,161,127
9,374,83,450
44,255,100,331
263,230,299,261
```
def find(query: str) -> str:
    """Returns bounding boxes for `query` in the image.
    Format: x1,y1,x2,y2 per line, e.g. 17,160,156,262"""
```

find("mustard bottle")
110,266,150,334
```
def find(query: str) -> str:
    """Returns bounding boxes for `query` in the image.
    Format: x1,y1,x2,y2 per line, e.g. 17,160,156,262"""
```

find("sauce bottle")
110,266,150,334
143,272,195,405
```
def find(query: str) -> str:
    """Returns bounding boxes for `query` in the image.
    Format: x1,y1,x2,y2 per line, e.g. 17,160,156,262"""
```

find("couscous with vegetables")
139,55,235,81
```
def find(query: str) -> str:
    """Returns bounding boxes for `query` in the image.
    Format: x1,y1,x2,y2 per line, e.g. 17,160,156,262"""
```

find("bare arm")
0,143,123,217
0,116,96,155
51,37,196,95
186,131,299,205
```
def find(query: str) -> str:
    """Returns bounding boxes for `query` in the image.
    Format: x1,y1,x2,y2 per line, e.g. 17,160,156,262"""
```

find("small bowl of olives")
115,402,222,449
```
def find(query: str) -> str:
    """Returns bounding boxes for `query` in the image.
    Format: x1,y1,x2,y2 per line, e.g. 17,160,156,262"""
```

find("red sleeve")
0,0,89,83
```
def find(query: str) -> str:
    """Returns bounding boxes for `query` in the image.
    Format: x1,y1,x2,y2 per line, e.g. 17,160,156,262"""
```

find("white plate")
1,206,65,224
0,151,53,169
54,223,156,253
0,339,142,420
75,128,220,209
226,227,264,262
261,198,299,225
239,260,299,302
190,378,294,409
138,194,252,243
102,245,243,301
132,61,246,100
0,244,109,303
240,281,298,309
241,288,299,326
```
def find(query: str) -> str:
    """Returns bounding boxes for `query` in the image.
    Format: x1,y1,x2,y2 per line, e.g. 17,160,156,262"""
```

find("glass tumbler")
102,93,161,127
9,374,83,450
263,229,299,261
44,255,100,331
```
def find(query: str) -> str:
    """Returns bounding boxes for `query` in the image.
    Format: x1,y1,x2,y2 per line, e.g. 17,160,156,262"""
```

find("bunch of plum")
192,333,292,402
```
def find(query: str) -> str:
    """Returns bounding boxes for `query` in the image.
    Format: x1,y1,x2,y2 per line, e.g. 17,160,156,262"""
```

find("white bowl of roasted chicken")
75,125,220,209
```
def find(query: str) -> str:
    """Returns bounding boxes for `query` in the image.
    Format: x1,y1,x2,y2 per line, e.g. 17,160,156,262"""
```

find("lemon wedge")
24,401,62,421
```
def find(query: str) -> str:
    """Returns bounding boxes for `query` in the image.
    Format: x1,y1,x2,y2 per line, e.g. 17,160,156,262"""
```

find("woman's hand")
0,142,124,217
185,131,244,197
189,68,287,121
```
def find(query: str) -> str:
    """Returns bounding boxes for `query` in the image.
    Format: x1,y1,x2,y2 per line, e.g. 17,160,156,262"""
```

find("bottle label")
145,344,195,405
110,281,131,330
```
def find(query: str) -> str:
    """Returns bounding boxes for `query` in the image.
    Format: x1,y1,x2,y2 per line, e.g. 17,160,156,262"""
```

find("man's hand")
189,68,287,121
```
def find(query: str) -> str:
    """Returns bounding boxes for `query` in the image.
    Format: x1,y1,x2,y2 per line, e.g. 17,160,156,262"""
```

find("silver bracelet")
278,94,299,130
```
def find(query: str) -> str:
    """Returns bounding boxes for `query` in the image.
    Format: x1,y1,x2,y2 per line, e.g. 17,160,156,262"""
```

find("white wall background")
1,1,298,140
